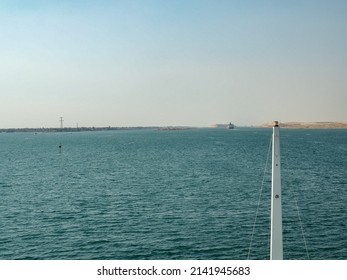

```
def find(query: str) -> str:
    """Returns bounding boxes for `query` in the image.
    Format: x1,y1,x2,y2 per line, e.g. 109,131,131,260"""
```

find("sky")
0,0,346,128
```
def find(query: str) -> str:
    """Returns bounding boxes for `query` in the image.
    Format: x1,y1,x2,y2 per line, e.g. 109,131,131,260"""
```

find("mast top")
273,121,279,127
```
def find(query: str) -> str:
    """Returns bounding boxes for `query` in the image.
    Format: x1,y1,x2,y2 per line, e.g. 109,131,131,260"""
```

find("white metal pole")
270,121,283,260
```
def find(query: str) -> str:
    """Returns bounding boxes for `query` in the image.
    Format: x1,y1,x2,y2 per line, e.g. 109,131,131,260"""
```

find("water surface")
0,128,346,259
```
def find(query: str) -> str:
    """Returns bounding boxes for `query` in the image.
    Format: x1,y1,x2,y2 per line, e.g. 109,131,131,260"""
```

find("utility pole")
60,117,64,130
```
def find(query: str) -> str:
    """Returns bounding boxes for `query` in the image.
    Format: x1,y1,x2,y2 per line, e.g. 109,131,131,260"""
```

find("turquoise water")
0,128,346,259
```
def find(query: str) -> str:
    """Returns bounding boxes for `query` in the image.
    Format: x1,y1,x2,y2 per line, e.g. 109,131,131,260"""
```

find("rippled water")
0,128,346,259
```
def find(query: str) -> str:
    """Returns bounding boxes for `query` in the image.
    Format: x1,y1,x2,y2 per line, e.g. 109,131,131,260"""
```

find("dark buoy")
59,143,62,153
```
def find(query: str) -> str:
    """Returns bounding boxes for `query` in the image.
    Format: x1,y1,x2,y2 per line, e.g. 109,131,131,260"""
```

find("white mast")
270,121,283,260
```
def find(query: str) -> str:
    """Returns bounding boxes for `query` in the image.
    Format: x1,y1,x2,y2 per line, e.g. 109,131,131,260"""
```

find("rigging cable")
247,136,272,259
290,188,310,259
282,148,310,260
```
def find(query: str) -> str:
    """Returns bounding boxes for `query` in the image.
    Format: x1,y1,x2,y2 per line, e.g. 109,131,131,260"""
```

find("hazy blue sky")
0,0,346,128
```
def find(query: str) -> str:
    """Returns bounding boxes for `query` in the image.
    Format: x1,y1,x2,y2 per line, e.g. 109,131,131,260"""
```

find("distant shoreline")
0,126,199,133
0,126,159,133
1,122,346,133
260,122,347,129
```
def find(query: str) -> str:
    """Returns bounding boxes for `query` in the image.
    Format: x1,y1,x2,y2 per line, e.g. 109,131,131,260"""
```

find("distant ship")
228,122,234,129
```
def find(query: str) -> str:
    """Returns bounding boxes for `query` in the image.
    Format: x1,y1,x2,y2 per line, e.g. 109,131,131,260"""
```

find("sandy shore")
261,122,347,129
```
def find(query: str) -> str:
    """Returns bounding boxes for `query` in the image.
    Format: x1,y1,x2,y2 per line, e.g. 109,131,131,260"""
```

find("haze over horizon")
1,0,346,129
